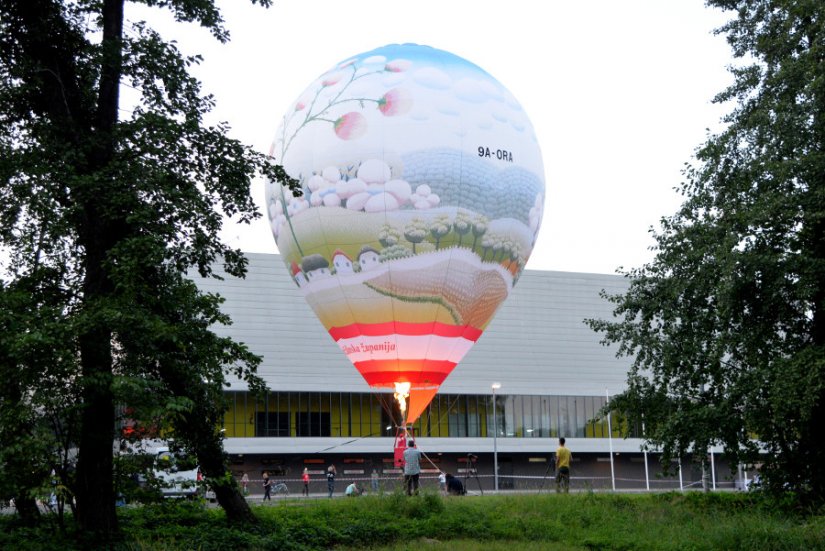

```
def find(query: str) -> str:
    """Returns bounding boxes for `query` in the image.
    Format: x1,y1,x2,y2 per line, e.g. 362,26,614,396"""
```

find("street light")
491,382,501,492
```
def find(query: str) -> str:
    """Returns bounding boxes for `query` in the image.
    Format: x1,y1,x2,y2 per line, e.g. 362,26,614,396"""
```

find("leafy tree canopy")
588,0,825,503
0,0,296,538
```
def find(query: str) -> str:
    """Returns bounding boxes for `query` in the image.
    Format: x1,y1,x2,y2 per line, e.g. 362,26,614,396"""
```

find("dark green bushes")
0,492,823,550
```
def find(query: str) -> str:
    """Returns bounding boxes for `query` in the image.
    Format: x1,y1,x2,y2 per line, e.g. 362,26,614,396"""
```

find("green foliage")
383,488,446,520
114,451,164,505
0,0,293,535
379,244,413,262
1,493,823,550
587,0,825,504
0,277,81,525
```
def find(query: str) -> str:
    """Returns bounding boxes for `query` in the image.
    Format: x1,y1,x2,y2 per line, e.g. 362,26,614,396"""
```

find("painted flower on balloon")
331,88,411,139
378,88,412,117
333,112,367,140
277,60,413,155
273,58,414,256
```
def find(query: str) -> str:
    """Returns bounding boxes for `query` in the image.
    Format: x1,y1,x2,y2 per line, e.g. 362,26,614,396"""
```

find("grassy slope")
2,492,823,550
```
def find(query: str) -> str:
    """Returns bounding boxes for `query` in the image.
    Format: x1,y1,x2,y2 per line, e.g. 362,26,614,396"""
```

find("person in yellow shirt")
555,437,572,493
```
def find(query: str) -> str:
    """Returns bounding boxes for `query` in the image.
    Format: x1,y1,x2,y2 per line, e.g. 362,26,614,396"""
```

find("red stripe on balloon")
359,371,451,387
353,359,456,387
329,322,483,341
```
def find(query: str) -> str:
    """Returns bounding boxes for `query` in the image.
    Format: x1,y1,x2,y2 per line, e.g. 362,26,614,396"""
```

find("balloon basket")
393,426,415,468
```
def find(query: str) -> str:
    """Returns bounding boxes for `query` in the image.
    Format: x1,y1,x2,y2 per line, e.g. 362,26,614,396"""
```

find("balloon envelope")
266,44,545,423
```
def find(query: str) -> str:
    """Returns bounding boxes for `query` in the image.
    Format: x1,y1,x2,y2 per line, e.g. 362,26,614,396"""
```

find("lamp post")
491,382,501,492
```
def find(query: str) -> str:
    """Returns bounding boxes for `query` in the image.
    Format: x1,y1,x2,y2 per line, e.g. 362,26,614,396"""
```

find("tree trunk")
74,0,125,539
802,214,825,501
75,327,117,538
12,495,40,526
198,438,257,525
162,374,257,524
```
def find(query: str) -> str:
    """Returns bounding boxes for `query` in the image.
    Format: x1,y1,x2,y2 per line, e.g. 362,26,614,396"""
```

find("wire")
314,432,382,453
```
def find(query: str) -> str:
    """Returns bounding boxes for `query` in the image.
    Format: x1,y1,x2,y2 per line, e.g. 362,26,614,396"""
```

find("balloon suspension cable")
315,432,383,453
393,382,411,425
418,447,443,474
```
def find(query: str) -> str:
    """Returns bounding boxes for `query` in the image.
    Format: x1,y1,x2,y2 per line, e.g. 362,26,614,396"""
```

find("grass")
2,491,824,550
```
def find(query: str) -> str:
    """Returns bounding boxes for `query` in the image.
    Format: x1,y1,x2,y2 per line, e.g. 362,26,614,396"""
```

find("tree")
587,0,825,503
378,223,400,248
404,218,428,253
470,214,488,252
0,0,295,539
0,276,78,527
429,214,451,250
453,211,472,247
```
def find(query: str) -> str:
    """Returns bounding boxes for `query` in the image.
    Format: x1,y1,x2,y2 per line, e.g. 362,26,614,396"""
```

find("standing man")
302,467,310,497
555,437,572,493
371,468,380,493
326,464,337,497
403,440,422,495
241,472,249,496
262,471,272,501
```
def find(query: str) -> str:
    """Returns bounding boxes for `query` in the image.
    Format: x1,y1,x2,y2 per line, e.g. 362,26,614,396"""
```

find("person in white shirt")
403,440,422,496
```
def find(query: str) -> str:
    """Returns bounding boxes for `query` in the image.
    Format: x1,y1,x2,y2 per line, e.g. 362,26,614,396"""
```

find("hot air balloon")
266,43,544,429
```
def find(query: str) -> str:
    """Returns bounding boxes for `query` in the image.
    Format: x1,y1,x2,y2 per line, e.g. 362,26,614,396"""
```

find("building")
191,253,736,493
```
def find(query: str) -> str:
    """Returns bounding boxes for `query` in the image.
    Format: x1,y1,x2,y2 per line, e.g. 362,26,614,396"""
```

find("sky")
127,0,736,275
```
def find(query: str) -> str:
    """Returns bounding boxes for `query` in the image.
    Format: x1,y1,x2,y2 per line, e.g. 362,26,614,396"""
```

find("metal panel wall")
190,253,631,397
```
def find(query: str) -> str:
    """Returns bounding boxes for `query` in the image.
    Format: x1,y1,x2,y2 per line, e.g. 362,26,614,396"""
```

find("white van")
153,447,201,498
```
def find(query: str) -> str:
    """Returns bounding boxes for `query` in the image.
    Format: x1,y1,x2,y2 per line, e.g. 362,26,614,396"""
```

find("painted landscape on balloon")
265,42,544,345
269,152,539,332
287,244,512,332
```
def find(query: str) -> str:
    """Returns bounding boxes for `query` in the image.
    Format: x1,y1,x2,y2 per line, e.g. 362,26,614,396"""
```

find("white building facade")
191,253,734,493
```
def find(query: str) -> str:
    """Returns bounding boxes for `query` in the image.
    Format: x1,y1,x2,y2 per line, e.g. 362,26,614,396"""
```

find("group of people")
238,437,573,499
404,439,465,496
405,437,574,495
243,469,310,500
248,464,376,499
331,465,379,497
438,471,466,495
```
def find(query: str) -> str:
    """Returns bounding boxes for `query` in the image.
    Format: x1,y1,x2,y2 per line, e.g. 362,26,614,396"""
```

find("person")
556,437,572,493
262,471,272,501
345,482,363,497
302,467,310,496
438,471,447,495
403,439,422,496
371,468,380,493
445,473,465,496
241,472,249,496
326,464,337,497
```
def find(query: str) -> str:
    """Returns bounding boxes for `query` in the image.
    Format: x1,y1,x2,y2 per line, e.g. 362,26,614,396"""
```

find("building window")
296,412,331,437
232,391,636,439
255,412,289,437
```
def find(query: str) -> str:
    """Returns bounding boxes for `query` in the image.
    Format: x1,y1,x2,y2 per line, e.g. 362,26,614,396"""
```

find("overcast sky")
127,0,736,275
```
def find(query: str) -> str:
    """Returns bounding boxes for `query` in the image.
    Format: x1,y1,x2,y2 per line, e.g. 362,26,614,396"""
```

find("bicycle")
271,481,289,496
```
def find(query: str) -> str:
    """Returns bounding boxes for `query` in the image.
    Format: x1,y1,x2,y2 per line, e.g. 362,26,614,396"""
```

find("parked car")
153,448,201,499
